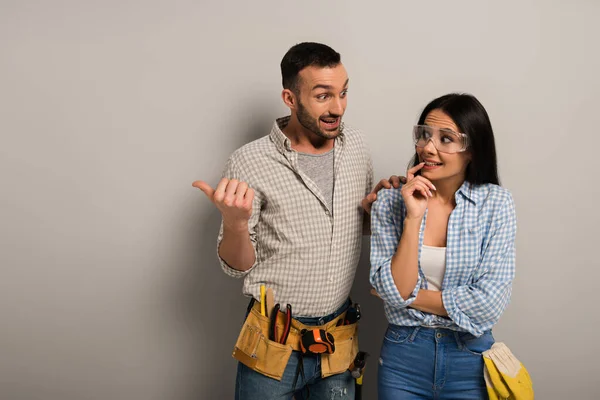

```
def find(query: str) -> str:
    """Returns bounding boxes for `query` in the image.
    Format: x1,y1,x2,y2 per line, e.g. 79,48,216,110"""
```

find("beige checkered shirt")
217,117,373,317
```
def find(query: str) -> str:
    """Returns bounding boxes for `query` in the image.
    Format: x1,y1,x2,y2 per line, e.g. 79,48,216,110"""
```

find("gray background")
1,1,599,399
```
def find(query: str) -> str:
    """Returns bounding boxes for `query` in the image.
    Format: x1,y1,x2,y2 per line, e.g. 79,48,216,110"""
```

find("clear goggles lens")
412,125,469,154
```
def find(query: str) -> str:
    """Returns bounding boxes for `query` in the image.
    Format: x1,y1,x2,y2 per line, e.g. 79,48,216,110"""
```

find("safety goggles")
412,125,469,154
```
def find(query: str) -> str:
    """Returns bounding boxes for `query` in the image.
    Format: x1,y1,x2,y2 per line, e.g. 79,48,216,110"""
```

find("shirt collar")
269,116,292,153
269,116,345,154
456,180,480,205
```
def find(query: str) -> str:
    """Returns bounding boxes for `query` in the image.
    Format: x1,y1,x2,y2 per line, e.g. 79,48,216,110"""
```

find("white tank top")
420,245,447,291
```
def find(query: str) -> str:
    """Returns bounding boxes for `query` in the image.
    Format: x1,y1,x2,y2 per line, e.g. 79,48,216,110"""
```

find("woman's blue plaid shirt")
370,181,516,337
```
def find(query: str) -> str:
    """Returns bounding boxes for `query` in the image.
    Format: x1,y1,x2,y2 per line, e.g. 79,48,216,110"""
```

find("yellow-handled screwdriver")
260,285,266,316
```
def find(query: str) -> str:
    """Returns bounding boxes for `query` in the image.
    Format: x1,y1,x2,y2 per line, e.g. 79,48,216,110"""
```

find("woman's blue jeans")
378,325,494,400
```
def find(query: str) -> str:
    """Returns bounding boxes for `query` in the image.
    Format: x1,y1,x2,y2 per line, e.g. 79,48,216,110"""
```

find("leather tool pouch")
232,304,292,381
232,301,358,380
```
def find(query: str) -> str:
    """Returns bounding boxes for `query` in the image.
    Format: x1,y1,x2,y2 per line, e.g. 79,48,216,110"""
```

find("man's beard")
296,100,342,140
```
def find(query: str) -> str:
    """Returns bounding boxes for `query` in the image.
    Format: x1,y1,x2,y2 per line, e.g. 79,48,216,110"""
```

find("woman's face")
416,109,471,182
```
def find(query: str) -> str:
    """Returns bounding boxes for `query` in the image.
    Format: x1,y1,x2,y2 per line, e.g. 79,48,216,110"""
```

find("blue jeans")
235,299,354,400
378,325,494,400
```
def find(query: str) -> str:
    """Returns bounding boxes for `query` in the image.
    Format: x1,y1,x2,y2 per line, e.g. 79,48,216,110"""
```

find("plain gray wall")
2,1,599,399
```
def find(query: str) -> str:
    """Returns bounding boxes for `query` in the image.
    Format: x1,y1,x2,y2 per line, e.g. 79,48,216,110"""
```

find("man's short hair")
280,42,341,93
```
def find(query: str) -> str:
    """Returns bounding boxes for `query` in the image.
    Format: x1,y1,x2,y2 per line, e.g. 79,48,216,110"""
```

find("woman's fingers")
406,163,425,180
413,175,436,192
403,180,433,198
413,182,432,198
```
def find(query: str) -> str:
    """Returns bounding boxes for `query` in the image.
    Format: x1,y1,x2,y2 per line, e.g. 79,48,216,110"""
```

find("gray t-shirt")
297,148,334,211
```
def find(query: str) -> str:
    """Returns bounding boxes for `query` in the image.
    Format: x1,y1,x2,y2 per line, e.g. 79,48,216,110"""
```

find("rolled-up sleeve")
442,194,516,336
370,188,422,309
216,156,260,278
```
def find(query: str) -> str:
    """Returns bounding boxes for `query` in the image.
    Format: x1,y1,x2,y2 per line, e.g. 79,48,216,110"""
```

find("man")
193,42,399,399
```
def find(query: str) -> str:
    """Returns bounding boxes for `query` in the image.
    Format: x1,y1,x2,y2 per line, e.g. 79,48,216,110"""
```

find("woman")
370,93,516,399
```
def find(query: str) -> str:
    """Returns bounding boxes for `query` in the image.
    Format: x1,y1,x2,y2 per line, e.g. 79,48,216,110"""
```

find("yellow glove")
484,356,512,399
483,365,500,400
483,342,534,400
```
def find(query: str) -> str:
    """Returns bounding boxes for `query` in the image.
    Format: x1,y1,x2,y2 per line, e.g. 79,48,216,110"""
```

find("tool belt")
232,300,359,381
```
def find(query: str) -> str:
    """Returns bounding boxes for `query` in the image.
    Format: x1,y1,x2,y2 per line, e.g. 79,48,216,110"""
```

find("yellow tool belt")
232,300,359,381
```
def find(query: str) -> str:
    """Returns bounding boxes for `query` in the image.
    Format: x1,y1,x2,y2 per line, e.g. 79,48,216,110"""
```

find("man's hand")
362,175,407,214
193,178,254,230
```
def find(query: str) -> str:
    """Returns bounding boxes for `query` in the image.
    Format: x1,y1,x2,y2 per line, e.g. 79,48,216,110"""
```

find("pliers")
269,303,292,344
269,304,280,341
279,304,292,344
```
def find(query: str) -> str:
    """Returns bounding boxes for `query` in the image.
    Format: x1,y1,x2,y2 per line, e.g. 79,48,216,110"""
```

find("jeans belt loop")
409,326,420,342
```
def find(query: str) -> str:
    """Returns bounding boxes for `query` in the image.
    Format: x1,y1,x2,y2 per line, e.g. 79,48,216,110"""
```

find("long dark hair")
411,93,500,185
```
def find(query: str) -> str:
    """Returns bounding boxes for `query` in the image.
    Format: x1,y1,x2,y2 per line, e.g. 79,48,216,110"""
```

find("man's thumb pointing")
192,180,215,199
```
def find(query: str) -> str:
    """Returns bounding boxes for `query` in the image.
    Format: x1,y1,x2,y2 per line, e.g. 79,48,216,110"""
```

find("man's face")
294,64,349,140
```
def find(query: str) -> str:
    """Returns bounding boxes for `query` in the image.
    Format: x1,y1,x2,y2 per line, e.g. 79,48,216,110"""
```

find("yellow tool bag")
232,300,358,381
